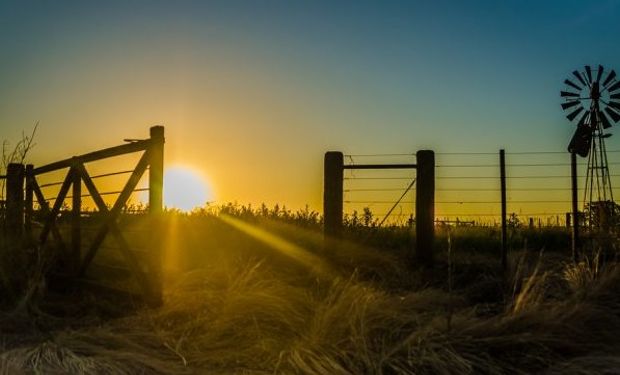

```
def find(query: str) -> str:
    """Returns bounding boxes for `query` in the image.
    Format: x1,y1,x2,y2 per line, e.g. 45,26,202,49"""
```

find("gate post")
6,163,25,240
415,150,434,266
324,152,344,242
148,125,165,305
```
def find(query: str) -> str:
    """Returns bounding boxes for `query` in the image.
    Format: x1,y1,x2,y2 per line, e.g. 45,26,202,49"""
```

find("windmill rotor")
562,65,620,157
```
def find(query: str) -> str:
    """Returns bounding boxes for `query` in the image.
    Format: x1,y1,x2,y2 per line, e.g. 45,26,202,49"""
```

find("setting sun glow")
163,166,211,212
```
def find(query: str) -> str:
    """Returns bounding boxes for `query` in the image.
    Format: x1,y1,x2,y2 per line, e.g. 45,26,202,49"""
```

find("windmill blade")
567,107,584,121
603,70,617,87
561,101,581,110
608,80,620,92
561,91,580,98
573,70,587,86
585,65,593,83
566,107,584,121
568,124,593,157
597,65,605,82
610,93,620,100
605,107,620,122
607,100,620,111
599,110,613,129
564,79,582,91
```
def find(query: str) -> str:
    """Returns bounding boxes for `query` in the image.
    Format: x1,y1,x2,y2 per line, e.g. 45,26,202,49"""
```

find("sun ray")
217,214,335,278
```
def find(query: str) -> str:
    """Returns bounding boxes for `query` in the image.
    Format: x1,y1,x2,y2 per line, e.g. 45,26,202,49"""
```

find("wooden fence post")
6,163,25,240
71,162,81,275
323,151,344,242
148,125,164,305
24,164,33,240
416,150,434,266
500,149,507,271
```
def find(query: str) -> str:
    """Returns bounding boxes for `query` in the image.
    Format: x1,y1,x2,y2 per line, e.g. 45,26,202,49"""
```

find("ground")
0,211,619,374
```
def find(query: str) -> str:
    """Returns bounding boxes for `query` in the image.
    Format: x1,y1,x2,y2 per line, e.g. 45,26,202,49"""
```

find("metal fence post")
416,150,434,266
500,149,507,271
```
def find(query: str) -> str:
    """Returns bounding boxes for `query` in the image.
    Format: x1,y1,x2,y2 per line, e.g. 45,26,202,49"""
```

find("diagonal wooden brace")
39,167,74,245
30,176,66,250
75,153,153,298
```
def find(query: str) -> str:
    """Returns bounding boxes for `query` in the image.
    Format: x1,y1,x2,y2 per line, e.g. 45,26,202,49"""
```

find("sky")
1,0,620,216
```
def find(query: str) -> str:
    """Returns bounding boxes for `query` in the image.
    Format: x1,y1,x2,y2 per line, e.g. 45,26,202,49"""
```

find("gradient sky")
1,0,620,215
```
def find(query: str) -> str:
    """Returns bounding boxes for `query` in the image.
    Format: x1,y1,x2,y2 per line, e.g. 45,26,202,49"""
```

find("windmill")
562,65,620,230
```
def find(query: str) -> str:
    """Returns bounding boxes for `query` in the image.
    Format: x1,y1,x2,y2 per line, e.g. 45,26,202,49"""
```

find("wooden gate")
24,126,164,305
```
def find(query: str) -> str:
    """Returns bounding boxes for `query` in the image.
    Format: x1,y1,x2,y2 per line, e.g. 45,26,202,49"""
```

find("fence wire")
343,150,620,226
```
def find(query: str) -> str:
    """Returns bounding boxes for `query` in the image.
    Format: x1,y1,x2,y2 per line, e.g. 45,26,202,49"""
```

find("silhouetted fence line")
326,150,434,266
341,150,620,224
334,148,620,268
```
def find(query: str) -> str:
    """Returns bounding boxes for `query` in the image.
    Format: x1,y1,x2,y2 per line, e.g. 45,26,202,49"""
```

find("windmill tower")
562,65,620,230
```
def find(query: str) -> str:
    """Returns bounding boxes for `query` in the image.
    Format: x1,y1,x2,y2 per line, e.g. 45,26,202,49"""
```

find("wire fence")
343,150,620,226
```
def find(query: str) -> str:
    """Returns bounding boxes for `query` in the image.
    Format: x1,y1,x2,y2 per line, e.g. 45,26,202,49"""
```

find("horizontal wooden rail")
33,139,152,175
343,164,417,169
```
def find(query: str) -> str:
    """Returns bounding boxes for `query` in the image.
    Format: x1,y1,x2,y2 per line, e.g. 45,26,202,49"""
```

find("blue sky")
1,0,619,210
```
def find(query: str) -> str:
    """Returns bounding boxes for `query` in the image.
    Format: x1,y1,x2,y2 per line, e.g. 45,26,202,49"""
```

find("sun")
163,166,211,211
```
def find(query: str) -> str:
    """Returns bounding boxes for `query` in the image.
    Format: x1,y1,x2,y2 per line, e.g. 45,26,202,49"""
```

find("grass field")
0,206,619,374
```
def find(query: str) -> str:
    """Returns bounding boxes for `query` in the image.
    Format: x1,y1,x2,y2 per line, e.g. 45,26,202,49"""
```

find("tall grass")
2,242,620,374
0,204,619,373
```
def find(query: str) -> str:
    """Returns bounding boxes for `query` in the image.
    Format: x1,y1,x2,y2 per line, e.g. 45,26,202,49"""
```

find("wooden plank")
343,164,417,169
31,178,66,250
6,164,24,238
147,126,164,305
39,168,74,245
415,150,435,266
76,164,107,211
324,152,344,239
33,139,151,175
149,126,164,215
